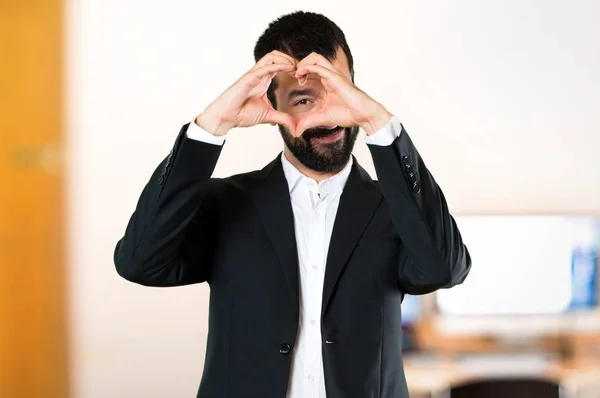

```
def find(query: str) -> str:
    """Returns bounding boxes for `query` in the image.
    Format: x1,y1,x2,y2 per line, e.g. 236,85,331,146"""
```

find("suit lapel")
246,155,382,320
322,159,383,317
247,155,299,318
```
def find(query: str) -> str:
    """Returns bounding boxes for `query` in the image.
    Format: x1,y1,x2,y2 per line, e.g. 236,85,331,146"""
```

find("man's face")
273,47,359,173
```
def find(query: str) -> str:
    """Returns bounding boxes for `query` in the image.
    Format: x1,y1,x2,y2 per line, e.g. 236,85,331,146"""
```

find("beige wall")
66,0,600,397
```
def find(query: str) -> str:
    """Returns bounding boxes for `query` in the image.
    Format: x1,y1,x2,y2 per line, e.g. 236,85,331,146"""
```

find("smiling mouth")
310,126,344,143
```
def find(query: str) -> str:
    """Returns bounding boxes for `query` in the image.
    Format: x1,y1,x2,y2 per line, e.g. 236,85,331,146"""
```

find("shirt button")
312,265,319,271
311,320,316,325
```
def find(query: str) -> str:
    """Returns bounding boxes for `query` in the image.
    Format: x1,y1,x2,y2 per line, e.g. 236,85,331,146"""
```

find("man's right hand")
195,51,297,137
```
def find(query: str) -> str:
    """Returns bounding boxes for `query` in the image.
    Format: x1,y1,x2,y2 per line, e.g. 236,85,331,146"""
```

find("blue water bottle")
569,222,599,309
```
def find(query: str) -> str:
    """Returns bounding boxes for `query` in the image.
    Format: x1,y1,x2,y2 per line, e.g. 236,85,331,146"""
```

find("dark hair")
253,11,354,109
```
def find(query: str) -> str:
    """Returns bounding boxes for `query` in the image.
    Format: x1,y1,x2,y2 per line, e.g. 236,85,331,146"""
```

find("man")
114,11,471,398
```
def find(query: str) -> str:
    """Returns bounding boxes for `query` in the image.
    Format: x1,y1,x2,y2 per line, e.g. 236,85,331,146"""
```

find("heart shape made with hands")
259,52,378,138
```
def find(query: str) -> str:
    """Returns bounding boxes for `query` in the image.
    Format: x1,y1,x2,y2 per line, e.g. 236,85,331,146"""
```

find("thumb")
295,112,336,137
264,109,296,133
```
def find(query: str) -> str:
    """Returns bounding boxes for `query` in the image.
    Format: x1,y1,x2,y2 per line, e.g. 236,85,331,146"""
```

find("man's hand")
195,51,297,136
293,53,392,137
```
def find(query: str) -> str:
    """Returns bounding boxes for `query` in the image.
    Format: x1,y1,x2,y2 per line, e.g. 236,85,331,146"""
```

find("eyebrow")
287,88,317,102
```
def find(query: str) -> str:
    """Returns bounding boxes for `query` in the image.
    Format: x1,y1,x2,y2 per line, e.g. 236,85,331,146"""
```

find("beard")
278,124,360,173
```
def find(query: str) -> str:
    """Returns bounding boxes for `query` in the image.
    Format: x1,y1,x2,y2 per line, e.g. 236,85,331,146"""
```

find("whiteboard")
436,216,598,316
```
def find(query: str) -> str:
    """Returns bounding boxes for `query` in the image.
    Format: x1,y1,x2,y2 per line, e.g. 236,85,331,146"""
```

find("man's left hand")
293,53,392,137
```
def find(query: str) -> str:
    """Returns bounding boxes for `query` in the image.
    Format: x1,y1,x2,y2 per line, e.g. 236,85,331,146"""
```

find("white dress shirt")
186,116,402,397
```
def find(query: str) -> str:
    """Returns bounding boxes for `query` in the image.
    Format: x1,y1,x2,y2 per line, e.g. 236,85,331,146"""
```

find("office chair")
449,378,560,398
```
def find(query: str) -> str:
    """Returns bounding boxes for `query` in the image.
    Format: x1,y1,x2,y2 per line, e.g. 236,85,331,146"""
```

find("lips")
309,126,341,139
310,126,344,143
325,126,342,135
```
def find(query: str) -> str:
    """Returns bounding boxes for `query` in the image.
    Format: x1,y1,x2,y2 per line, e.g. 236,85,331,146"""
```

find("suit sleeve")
114,123,223,287
367,127,471,295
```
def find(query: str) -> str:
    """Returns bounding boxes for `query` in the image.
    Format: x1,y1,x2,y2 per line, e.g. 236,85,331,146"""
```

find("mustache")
301,125,343,140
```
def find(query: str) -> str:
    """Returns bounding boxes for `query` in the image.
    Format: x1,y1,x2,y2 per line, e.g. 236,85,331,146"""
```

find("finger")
295,63,339,80
294,64,347,93
255,55,294,70
296,52,337,73
294,112,336,137
244,63,295,87
269,50,297,65
240,63,294,98
296,53,337,86
255,51,296,69
264,109,296,133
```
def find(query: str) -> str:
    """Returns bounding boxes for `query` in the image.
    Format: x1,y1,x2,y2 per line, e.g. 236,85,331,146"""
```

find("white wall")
66,1,600,397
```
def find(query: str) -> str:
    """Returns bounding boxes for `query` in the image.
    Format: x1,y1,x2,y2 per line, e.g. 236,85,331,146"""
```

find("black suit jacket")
114,123,471,398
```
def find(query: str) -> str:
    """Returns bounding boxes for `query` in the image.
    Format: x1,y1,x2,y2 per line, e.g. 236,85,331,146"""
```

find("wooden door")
0,0,68,397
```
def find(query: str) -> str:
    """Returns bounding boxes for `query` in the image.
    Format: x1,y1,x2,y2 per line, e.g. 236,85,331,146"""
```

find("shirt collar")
280,152,353,195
